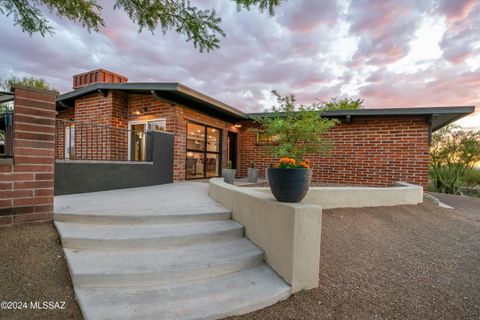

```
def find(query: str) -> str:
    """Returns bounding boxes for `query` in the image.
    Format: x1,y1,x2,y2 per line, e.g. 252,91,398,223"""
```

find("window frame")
127,118,166,161
256,132,280,146
185,120,222,179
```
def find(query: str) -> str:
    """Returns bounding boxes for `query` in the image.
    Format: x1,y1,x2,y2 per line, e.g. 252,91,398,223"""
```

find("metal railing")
0,112,13,158
55,119,150,161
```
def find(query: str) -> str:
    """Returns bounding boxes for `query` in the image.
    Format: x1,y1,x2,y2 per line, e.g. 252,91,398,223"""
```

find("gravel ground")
0,223,82,320
0,195,478,320
429,192,480,223
229,196,480,320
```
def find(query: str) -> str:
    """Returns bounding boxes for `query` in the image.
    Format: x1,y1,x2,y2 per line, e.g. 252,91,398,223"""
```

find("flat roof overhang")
248,106,476,131
56,83,247,122
0,90,14,104
56,83,475,131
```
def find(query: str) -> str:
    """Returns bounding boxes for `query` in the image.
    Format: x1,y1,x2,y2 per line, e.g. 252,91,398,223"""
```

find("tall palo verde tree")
0,0,281,52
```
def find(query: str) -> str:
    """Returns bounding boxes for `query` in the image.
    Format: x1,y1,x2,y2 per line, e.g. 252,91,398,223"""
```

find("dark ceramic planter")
267,168,312,202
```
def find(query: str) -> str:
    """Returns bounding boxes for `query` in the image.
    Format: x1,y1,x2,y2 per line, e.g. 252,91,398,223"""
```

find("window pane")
147,120,166,132
206,127,220,152
186,152,205,178
206,153,219,177
256,133,279,145
187,123,205,151
130,124,146,161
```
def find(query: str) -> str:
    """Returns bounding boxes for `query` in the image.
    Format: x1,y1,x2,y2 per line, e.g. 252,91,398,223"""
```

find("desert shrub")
430,125,480,194
464,168,480,190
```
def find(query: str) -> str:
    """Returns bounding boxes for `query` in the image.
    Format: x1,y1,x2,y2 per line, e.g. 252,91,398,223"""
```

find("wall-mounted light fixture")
233,123,242,128
134,106,149,115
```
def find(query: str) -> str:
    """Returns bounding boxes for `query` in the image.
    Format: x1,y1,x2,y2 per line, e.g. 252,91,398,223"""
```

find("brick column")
0,86,57,226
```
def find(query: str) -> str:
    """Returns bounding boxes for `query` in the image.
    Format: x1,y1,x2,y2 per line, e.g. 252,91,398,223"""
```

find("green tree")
0,75,55,112
0,0,281,52
0,75,55,143
319,97,363,111
251,91,338,160
430,125,480,194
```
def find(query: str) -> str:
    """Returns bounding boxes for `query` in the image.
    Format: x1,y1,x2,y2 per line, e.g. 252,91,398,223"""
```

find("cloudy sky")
0,0,478,128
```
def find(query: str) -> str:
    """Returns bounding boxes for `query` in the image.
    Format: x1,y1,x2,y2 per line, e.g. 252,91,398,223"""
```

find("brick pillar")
0,86,57,226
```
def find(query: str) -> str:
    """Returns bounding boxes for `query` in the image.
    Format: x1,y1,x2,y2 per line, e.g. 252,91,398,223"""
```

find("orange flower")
279,157,296,165
299,161,310,168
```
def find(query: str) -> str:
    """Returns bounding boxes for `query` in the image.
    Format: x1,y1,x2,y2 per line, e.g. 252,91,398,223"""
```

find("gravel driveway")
229,195,480,320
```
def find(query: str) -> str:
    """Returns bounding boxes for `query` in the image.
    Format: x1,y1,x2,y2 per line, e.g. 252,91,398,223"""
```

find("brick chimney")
72,69,128,89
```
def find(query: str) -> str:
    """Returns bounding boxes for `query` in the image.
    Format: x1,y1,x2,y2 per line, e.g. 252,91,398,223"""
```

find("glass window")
130,124,146,161
206,127,220,152
187,123,205,151
206,153,219,177
186,122,222,179
256,133,279,145
186,152,205,179
147,120,166,132
65,126,75,159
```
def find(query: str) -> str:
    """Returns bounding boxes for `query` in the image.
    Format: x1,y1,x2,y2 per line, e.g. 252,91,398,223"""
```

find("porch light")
134,106,149,115
233,123,242,128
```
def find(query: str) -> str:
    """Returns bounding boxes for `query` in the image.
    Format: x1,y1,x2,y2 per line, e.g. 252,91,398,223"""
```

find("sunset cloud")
0,0,478,126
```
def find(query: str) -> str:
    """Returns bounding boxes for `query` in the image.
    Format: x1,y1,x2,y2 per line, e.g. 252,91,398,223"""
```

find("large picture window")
186,122,221,179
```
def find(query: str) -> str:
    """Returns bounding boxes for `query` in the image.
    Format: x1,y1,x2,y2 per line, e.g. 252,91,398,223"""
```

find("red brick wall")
55,91,431,188
55,92,241,180
126,94,240,181
239,116,430,188
0,86,57,226
62,91,128,160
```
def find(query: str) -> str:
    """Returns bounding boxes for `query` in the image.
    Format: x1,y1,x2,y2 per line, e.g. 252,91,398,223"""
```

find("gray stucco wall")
55,132,174,195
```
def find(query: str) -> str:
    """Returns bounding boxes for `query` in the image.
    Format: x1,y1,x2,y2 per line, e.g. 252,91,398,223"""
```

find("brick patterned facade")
127,95,241,181
54,89,430,188
239,117,430,188
0,86,57,226
56,92,240,181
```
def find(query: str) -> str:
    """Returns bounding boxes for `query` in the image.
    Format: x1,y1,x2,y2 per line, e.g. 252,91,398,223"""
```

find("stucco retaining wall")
209,178,322,293
253,182,423,209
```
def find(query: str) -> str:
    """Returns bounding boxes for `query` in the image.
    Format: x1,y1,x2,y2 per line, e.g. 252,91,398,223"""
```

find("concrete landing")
54,182,229,216
55,182,291,320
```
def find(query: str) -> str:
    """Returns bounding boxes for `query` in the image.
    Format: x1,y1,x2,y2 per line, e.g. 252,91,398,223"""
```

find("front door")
227,132,238,169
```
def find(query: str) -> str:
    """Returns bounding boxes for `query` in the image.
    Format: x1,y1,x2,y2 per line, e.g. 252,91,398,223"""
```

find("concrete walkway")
54,182,290,320
55,182,228,216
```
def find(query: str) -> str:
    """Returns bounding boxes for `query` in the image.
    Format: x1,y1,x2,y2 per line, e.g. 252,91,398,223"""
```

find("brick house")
55,69,475,189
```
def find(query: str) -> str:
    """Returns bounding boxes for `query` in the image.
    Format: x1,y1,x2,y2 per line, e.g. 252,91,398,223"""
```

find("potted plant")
248,162,259,183
222,160,236,184
251,91,338,202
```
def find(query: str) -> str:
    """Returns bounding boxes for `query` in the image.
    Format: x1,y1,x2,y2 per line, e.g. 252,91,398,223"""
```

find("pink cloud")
438,1,479,64
348,0,423,67
359,67,480,108
0,0,478,115
436,0,477,25
278,1,339,33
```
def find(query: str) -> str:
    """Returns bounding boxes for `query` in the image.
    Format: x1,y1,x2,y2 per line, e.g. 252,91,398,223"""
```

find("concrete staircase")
54,184,291,320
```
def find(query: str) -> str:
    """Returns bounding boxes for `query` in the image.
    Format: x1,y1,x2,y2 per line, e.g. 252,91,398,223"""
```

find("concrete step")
55,220,244,249
54,211,232,225
75,264,291,320
66,238,264,287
